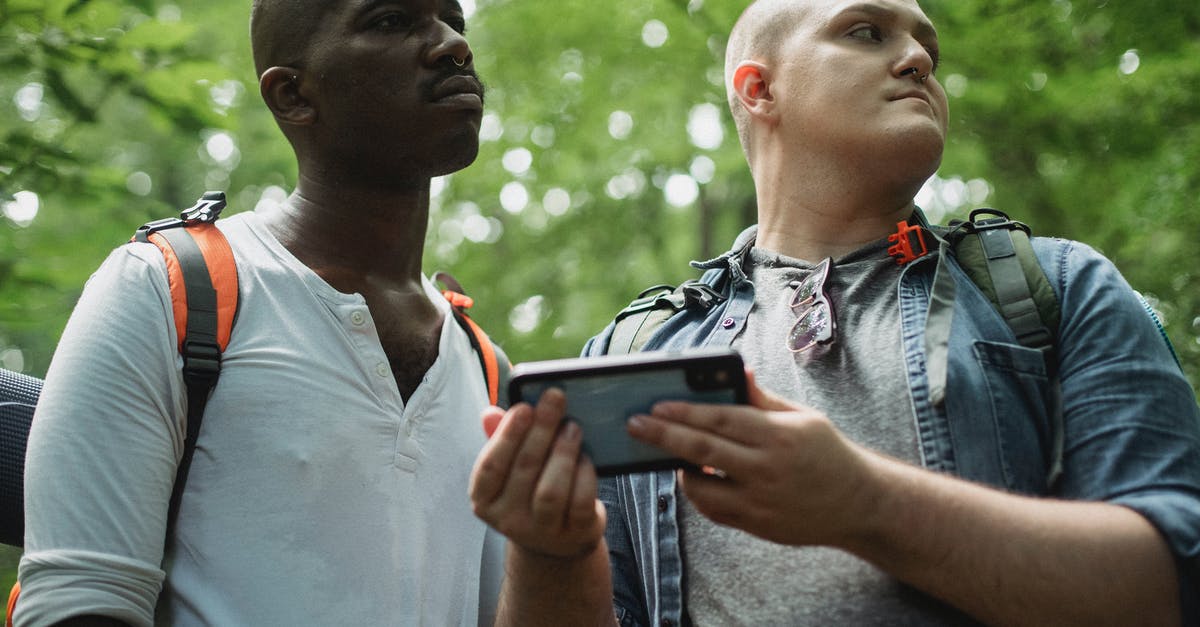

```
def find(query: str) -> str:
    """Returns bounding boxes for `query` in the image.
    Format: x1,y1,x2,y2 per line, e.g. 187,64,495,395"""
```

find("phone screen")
510,351,744,475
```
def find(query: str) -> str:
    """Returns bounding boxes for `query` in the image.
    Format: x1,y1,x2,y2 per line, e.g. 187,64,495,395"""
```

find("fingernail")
627,415,647,432
651,402,676,417
561,421,581,441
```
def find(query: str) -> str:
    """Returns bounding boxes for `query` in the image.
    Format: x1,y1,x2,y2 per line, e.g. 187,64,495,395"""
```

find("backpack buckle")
679,282,722,309
181,191,227,225
887,221,930,265
181,339,221,387
962,208,1031,236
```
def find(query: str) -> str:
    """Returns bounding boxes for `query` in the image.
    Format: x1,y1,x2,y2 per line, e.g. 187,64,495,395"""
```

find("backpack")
0,191,509,549
603,209,1144,492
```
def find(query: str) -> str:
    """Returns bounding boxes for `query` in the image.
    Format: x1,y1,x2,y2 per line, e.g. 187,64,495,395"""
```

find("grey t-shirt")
680,240,975,625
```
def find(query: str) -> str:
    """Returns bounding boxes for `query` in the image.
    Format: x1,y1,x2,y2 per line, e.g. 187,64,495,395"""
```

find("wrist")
510,536,603,566
836,446,908,555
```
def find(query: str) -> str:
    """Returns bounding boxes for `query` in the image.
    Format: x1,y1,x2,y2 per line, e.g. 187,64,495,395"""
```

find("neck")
749,149,923,261
261,172,432,288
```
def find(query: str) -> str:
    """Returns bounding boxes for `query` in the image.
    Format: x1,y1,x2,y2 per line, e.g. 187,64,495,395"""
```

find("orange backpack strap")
131,191,239,533
6,581,17,627
434,272,509,407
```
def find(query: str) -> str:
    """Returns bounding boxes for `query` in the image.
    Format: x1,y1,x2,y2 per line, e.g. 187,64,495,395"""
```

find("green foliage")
1,0,1196,601
1,0,1197,383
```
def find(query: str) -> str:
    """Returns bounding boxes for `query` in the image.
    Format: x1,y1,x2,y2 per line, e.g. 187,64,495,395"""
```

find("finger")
648,400,774,446
627,412,756,473
530,421,583,528
500,388,568,503
677,468,758,533
469,403,534,506
565,455,601,533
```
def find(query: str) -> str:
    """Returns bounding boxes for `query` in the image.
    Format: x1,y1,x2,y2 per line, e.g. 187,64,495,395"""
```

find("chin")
433,145,481,177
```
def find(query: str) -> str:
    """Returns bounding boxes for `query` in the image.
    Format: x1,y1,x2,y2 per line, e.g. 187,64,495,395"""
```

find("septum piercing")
452,56,466,67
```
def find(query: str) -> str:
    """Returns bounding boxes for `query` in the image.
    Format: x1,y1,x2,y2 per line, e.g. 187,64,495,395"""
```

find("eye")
373,11,414,31
847,24,883,42
443,14,467,34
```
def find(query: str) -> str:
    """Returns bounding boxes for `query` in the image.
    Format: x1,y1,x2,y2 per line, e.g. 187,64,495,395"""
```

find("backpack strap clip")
887,220,931,265
432,271,510,407
181,191,227,224
616,280,723,321
181,338,221,388
951,208,1032,238
133,191,228,243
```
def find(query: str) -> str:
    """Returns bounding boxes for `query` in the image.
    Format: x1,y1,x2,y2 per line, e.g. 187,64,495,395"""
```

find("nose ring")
452,56,467,68
902,67,927,84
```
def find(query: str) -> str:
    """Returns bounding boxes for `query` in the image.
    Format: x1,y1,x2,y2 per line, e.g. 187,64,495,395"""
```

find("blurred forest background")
2,0,1198,591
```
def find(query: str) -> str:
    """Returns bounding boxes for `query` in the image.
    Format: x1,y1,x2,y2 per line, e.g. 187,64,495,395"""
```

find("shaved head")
250,0,331,77
724,0,814,159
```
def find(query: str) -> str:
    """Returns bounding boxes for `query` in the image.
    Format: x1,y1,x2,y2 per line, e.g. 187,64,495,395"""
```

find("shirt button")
375,362,390,378
350,310,366,325
657,496,668,513
721,317,736,329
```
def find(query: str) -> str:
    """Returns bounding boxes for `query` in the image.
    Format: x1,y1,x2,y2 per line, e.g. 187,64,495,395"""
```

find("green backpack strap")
932,209,1064,489
608,276,724,356
944,209,1060,357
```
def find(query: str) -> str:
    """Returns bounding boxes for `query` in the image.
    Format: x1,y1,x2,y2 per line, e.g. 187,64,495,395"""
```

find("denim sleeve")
599,477,650,627
1050,239,1200,620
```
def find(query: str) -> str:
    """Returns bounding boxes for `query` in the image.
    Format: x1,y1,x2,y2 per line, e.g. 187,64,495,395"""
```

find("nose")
427,21,473,69
892,37,935,81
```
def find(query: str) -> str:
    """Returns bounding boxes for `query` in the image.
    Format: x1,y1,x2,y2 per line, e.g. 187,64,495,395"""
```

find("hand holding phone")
508,349,747,476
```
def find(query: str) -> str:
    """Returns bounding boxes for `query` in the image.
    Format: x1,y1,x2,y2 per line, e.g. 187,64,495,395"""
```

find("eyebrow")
837,3,938,42
351,0,464,16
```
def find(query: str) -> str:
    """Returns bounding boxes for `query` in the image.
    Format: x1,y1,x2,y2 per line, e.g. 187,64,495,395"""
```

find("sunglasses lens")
790,277,817,308
787,303,833,352
789,260,829,309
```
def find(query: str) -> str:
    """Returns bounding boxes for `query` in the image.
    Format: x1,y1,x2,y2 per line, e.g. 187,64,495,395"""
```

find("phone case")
508,349,747,476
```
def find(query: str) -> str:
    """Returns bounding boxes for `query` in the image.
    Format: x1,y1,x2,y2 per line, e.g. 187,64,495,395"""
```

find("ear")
732,61,774,119
260,66,316,127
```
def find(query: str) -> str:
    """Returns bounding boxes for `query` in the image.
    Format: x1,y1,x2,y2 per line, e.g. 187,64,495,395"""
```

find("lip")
431,74,483,110
890,89,930,105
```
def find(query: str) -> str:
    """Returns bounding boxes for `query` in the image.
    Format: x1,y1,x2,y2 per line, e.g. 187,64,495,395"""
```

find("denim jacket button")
661,619,674,627
657,496,668,513
721,317,736,329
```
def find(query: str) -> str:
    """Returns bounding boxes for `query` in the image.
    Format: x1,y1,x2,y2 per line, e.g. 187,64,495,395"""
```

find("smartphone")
507,348,747,476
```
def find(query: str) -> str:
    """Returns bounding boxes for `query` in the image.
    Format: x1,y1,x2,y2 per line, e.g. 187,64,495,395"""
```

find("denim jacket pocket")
972,340,1055,494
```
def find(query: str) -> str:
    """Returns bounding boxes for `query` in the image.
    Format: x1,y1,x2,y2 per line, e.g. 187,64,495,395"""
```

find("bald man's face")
764,0,948,171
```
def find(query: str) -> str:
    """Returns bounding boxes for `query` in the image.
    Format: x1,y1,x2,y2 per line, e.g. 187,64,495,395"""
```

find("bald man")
15,1,504,625
469,0,1200,625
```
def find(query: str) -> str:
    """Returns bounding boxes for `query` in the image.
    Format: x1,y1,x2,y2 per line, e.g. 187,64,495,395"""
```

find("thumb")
481,406,504,438
746,369,797,412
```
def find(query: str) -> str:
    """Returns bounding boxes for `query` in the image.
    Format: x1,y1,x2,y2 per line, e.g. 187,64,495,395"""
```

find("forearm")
494,541,617,627
847,453,1180,626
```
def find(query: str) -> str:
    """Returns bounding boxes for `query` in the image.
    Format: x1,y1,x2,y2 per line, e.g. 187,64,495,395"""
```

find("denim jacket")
582,223,1200,627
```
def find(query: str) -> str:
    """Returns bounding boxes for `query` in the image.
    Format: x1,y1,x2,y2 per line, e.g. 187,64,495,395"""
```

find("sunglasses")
787,257,836,353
